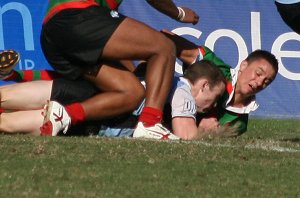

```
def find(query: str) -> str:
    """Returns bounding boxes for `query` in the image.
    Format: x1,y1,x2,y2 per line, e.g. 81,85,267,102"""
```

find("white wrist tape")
177,7,185,21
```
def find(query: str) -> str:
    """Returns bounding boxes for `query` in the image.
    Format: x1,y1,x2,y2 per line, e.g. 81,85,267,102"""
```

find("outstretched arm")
146,0,199,24
172,117,199,140
161,29,199,64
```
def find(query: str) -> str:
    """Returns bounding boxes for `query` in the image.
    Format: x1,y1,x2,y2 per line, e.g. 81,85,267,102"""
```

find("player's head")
184,60,226,113
237,50,278,97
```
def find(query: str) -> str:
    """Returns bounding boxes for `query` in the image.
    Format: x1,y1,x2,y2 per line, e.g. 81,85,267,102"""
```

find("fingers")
192,13,200,25
181,7,200,25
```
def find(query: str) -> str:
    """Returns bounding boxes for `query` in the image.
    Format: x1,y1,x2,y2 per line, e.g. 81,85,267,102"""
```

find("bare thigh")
102,17,175,60
0,81,52,110
0,110,43,135
99,18,176,109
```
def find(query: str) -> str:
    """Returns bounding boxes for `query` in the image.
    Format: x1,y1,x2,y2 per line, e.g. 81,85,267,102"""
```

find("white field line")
128,137,300,153
183,140,300,153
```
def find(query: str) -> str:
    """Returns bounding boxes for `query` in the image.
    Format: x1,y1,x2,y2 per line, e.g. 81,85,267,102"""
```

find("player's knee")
157,36,176,58
147,34,176,58
126,83,145,110
0,116,10,133
120,83,144,112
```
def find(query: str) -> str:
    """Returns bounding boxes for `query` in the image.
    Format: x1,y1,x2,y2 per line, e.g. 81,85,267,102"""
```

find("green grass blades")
0,119,299,198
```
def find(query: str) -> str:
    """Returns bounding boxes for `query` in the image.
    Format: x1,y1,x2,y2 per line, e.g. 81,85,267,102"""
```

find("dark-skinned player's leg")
99,18,179,139
41,13,178,139
101,18,175,111
82,62,145,120
41,61,145,136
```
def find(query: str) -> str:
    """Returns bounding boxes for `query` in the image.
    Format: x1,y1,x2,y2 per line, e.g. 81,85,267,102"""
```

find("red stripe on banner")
43,1,98,24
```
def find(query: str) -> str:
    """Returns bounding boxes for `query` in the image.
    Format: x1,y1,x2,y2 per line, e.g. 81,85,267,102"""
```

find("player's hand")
179,7,199,25
198,117,220,131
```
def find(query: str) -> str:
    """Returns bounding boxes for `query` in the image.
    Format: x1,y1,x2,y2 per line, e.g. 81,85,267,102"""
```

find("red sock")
65,103,86,125
139,106,163,127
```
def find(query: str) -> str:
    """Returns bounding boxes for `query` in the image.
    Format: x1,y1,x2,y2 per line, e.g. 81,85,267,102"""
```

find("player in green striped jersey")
164,31,278,135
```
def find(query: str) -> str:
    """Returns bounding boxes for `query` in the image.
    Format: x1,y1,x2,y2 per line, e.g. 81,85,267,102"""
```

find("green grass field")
1,118,299,198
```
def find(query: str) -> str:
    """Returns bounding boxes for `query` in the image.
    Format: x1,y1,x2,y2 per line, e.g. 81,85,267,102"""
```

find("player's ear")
203,79,209,91
194,78,207,92
239,60,248,72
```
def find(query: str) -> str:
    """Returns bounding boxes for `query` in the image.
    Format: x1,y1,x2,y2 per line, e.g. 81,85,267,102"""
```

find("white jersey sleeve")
170,79,197,120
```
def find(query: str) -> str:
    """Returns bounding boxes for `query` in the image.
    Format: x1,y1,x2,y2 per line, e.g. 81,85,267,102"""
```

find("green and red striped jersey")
43,0,123,23
196,46,259,134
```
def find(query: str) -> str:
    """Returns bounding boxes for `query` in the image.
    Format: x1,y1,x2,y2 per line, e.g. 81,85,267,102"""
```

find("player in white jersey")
0,60,226,140
100,60,226,140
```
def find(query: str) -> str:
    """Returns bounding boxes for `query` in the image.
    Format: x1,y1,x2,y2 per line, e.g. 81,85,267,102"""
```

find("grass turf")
0,118,299,198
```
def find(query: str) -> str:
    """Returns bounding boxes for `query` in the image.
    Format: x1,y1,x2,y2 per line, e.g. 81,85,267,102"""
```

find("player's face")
193,81,225,113
237,58,276,97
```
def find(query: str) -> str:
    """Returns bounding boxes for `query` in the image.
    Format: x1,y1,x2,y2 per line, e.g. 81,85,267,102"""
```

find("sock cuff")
65,103,85,125
138,106,163,126
142,106,163,117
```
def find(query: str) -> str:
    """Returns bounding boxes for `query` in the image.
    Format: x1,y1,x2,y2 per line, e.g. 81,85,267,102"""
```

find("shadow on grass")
281,137,300,143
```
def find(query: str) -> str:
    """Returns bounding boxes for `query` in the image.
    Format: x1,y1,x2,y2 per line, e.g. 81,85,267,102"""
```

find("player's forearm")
172,119,199,140
147,0,199,24
173,127,198,140
160,30,199,64
146,0,179,20
178,48,200,65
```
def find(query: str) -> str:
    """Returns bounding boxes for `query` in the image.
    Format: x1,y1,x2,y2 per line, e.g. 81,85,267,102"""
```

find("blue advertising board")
1,0,300,118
